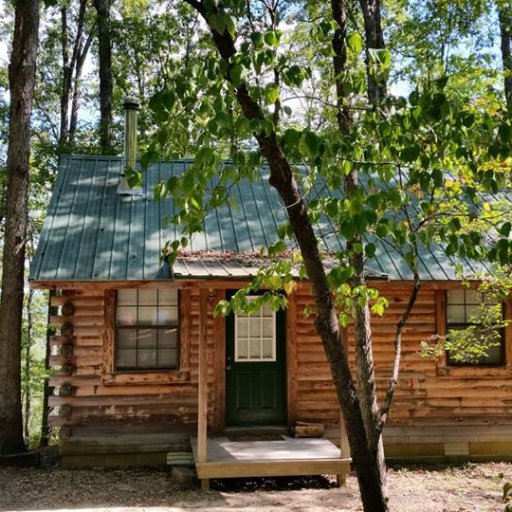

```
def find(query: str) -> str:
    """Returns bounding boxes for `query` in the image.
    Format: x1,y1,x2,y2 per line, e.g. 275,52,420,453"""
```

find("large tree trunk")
0,0,39,455
183,1,389,509
94,0,114,153
499,3,512,112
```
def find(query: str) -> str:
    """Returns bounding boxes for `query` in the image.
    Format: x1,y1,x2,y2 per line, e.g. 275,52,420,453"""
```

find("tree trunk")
59,5,71,147
332,0,388,503
94,0,114,153
359,0,387,104
0,0,39,455
183,2,390,509
499,3,512,112
69,29,95,144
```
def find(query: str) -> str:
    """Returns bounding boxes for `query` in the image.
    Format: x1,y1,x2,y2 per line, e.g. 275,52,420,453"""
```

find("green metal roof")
30,155,489,283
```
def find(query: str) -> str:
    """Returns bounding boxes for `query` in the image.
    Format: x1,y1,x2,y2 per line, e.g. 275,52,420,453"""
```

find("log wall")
294,282,512,457
46,280,512,464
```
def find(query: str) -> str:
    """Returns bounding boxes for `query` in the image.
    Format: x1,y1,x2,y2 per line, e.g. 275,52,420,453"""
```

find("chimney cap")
123,96,140,110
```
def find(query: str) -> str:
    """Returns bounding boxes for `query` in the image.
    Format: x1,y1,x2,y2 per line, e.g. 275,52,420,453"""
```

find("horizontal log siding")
294,282,512,443
48,280,512,459
49,288,221,438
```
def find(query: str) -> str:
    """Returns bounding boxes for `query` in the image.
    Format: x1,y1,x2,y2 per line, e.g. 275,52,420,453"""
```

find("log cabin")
29,100,512,484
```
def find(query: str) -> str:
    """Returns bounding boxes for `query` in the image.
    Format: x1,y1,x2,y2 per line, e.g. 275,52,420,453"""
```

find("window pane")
117,349,136,368
261,302,273,316
485,343,503,365
250,338,261,358
117,329,137,348
117,289,137,305
157,307,178,325
237,338,248,360
262,338,273,359
157,348,177,367
137,328,158,347
158,328,178,349
447,304,465,323
465,290,480,304
159,289,178,306
138,348,157,368
117,306,137,326
238,318,249,337
138,289,158,305
139,306,158,325
447,290,465,304
262,320,273,338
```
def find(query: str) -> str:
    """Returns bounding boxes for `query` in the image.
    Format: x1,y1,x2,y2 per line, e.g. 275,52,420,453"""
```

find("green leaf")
209,13,226,35
347,33,363,53
225,15,237,38
499,123,512,143
299,131,322,159
264,31,280,47
229,63,243,85
500,222,512,237
365,243,376,258
264,84,279,104
401,144,421,163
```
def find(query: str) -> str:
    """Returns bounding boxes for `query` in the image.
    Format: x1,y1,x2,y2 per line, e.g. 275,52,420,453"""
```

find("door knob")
226,365,232,370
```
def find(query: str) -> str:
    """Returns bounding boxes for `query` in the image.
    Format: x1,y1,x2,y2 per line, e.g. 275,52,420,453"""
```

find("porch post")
338,327,351,487
197,288,209,489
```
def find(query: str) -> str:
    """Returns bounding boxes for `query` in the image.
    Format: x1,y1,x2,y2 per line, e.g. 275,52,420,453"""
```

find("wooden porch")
195,289,352,489
191,436,351,489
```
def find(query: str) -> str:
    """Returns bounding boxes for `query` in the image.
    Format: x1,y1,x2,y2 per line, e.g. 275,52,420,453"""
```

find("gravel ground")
0,461,511,511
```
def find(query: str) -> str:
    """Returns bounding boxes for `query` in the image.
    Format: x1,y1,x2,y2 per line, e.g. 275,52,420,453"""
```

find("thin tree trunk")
331,0,388,504
499,3,512,112
60,0,89,148
59,6,71,147
0,0,39,455
69,29,95,144
358,0,387,104
94,0,114,153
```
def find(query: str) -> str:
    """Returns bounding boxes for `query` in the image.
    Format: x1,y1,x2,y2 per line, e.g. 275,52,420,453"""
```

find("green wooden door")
226,294,286,426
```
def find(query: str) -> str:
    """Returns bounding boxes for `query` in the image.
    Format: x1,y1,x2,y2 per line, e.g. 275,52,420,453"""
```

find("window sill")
436,364,512,378
102,370,191,385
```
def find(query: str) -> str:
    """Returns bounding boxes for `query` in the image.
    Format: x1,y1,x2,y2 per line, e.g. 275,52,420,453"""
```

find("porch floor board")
191,436,351,481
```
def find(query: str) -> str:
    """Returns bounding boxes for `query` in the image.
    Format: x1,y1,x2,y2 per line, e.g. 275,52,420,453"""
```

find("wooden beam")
102,290,115,376
434,289,447,369
504,296,512,368
197,288,209,464
213,289,226,432
286,292,298,427
339,326,351,460
195,459,351,479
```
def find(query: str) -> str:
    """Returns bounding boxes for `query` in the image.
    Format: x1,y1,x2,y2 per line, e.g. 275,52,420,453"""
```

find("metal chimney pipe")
123,96,139,173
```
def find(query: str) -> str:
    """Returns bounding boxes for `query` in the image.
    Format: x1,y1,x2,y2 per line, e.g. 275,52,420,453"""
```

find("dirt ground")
0,461,511,512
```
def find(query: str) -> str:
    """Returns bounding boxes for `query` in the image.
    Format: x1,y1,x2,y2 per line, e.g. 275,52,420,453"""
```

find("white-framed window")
446,289,504,366
115,289,179,370
234,297,276,362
